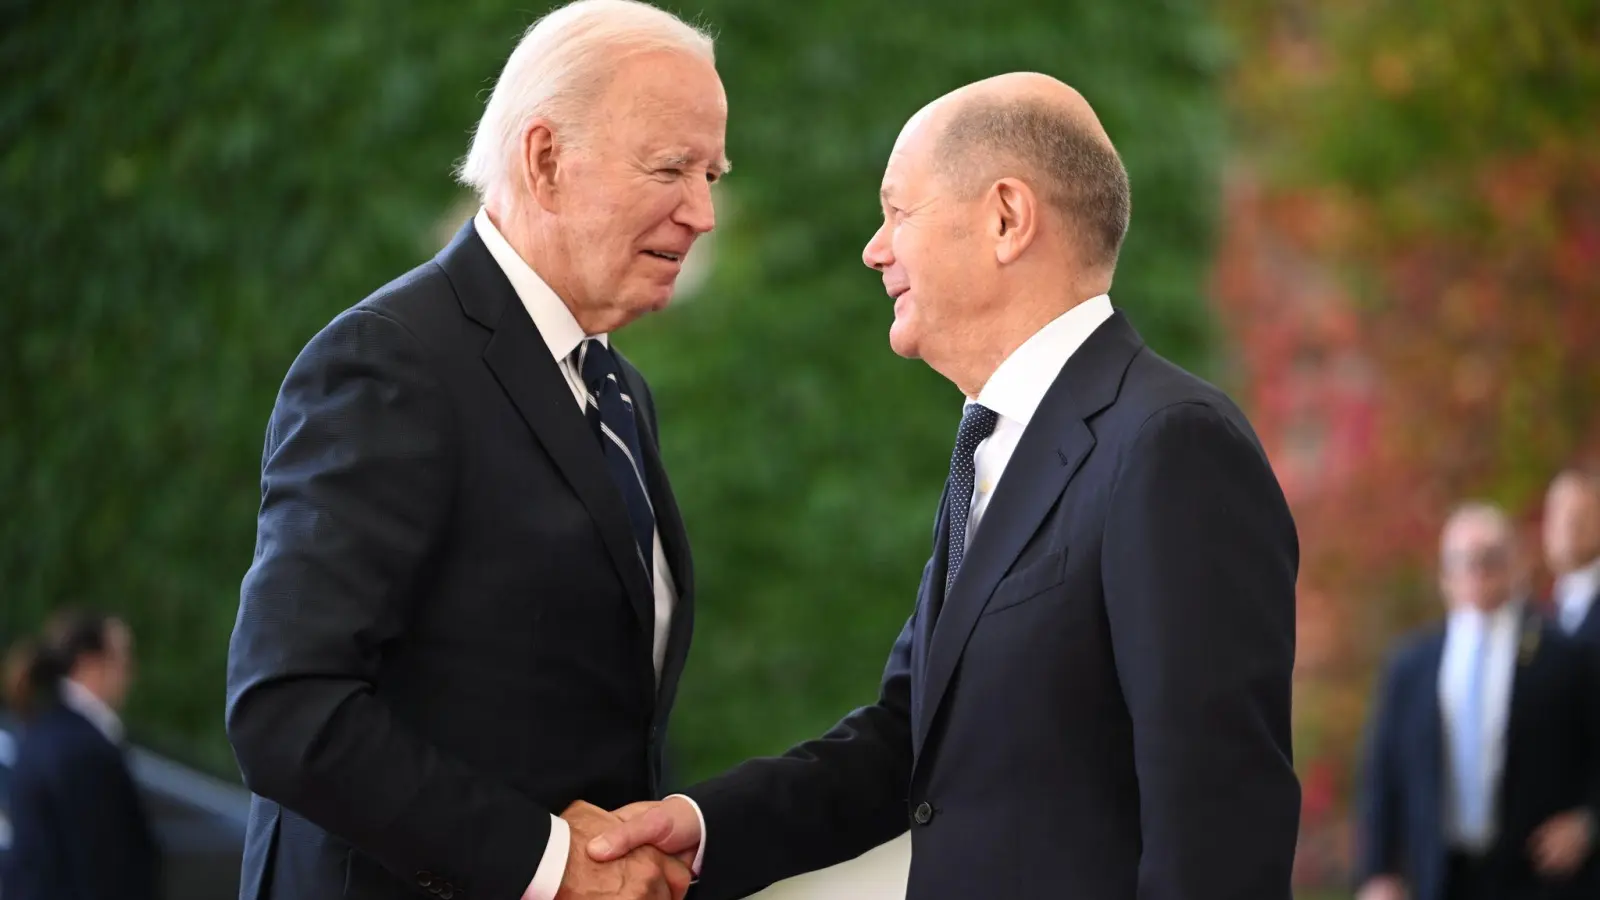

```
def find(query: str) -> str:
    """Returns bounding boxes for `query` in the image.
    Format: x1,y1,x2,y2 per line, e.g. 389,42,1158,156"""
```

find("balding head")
1545,468,1600,576
863,73,1130,395
928,74,1129,271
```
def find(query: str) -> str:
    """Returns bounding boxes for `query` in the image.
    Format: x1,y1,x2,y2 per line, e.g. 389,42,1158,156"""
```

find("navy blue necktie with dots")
945,403,999,595
576,339,655,582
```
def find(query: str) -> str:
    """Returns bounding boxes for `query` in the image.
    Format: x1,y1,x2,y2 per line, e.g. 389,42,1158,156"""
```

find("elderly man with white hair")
225,2,727,899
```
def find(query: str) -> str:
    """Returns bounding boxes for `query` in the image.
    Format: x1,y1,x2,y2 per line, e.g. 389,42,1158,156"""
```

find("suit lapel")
1502,609,1546,778
1577,588,1600,645
1418,633,1447,842
910,487,953,755
440,221,658,638
913,312,1143,753
618,359,697,709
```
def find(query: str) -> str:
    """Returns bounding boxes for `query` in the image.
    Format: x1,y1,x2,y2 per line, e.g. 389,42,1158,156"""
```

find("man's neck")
946,290,1105,398
483,203,596,332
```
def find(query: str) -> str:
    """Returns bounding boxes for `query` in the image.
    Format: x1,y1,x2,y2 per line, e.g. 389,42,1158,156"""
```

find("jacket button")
913,802,934,825
416,871,434,887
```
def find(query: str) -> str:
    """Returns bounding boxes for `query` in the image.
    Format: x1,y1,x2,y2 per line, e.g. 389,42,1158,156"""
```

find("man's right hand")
1356,875,1408,900
586,796,703,868
557,801,693,900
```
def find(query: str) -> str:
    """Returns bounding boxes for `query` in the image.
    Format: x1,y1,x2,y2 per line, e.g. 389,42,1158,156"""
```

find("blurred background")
2,0,1596,897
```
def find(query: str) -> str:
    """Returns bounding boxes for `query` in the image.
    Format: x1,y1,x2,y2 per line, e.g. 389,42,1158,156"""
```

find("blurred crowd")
1,611,160,900
1355,469,1600,900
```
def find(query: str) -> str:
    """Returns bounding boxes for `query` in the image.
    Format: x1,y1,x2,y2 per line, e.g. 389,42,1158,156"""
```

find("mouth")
887,285,910,301
643,250,685,263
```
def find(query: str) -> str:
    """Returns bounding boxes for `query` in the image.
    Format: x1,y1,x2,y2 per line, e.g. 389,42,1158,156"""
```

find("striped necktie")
576,340,655,581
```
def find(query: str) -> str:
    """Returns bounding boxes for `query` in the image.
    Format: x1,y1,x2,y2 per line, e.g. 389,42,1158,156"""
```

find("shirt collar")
60,678,123,744
972,294,1114,424
1557,555,1600,603
474,208,607,362
1448,599,1524,634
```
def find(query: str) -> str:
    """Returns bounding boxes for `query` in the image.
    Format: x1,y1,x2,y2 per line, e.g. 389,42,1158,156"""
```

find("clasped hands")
557,796,702,900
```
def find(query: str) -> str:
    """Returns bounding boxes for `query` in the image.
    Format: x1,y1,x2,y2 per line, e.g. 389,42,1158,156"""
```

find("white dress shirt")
476,209,701,899
682,300,1118,882
1557,556,1600,635
60,677,124,745
1437,601,1522,852
962,294,1114,546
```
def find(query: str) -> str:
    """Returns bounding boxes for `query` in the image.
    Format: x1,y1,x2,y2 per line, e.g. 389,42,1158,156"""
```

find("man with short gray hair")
226,2,726,898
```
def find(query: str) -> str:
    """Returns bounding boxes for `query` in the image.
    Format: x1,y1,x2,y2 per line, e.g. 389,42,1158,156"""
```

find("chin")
888,321,921,360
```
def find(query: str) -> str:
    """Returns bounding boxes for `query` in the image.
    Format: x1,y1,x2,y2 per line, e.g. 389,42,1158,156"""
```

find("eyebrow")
658,152,734,176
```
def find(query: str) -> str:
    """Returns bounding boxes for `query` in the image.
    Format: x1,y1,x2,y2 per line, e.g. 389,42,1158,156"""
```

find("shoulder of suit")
16,706,120,767
1113,349,1250,429
294,259,465,365
354,260,457,327
1385,628,1446,676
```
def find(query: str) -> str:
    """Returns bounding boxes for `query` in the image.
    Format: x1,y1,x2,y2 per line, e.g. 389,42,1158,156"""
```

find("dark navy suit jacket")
1356,611,1600,900
1564,582,1600,651
5,702,160,900
226,221,694,900
685,311,1302,899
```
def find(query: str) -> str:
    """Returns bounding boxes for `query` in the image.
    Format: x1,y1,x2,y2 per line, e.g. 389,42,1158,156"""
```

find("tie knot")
956,403,999,449
577,338,618,391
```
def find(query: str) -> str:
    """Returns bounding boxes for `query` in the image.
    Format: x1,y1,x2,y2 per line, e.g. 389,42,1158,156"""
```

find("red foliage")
1212,135,1600,883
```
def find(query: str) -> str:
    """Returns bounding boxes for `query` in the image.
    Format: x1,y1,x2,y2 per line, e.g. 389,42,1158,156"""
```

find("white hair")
456,0,715,206
1442,501,1515,552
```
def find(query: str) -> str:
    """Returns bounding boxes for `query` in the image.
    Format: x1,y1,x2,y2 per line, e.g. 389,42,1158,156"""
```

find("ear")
989,177,1039,265
521,120,562,213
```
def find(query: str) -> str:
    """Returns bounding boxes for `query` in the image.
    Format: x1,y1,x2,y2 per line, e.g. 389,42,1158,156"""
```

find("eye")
706,171,721,184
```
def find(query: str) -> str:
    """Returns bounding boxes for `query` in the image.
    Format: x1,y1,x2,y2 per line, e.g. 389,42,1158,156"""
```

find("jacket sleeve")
225,308,551,900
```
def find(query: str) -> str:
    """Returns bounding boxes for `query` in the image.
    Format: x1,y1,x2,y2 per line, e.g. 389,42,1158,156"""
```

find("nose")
674,176,716,234
862,222,892,270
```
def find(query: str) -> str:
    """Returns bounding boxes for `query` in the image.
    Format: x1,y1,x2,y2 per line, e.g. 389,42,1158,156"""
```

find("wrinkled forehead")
611,101,727,154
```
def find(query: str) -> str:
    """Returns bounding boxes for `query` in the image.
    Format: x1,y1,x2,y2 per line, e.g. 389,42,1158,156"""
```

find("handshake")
557,795,704,900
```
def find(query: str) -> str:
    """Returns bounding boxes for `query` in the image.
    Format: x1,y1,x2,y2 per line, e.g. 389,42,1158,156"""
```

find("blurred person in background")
223,1,723,898
587,72,1300,900
1356,503,1600,900
1546,469,1600,647
2,609,160,900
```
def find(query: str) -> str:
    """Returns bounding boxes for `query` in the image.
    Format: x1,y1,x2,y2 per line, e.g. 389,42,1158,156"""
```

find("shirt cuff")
666,793,708,876
524,814,570,900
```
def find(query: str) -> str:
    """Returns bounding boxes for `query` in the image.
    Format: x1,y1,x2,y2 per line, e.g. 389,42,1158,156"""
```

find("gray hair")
456,0,715,206
1441,500,1515,553
935,97,1131,270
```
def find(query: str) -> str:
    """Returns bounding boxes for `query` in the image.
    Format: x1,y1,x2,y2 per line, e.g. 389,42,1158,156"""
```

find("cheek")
633,183,681,230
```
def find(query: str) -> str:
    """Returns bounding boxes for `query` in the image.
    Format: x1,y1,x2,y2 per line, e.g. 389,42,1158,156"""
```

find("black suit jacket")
4,702,161,900
685,311,1301,899
1356,611,1600,900
1566,584,1600,650
226,221,694,900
